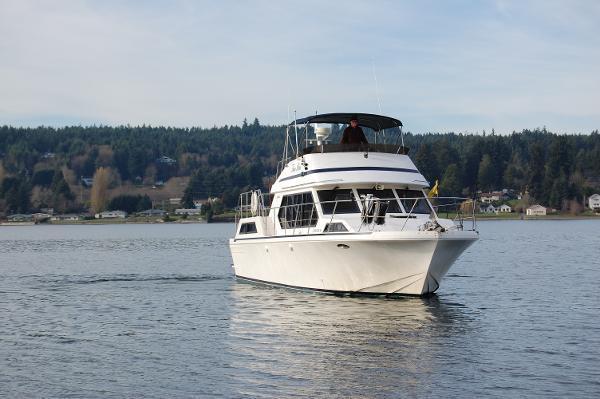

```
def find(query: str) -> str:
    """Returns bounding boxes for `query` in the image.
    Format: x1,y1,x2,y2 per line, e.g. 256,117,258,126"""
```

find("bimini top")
290,113,402,132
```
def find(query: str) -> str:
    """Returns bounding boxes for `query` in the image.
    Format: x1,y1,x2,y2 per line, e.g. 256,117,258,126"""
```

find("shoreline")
2,215,599,226
472,214,600,221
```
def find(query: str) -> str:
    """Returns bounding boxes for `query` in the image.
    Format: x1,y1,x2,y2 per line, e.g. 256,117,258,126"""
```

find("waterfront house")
137,209,166,217
175,208,202,216
7,214,33,222
479,191,509,203
50,214,82,221
589,194,600,211
95,210,127,219
32,213,52,221
498,204,512,213
479,204,496,213
526,205,546,216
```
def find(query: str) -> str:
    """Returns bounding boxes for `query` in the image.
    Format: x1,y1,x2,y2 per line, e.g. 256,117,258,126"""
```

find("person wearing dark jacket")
340,115,368,144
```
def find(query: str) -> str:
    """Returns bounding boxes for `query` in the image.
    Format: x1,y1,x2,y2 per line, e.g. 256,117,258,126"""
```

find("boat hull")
229,230,477,295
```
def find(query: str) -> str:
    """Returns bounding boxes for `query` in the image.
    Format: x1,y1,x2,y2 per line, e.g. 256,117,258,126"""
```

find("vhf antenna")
371,59,382,114
372,59,383,143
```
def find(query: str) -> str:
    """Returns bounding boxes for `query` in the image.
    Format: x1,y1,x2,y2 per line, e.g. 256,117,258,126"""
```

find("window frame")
239,222,258,234
278,191,318,229
395,189,433,215
356,188,402,214
317,189,360,215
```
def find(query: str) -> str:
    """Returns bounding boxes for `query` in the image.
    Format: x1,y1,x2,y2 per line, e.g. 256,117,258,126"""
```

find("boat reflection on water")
225,282,475,397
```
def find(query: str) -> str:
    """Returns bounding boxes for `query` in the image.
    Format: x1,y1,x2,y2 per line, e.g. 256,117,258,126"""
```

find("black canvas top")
290,113,403,131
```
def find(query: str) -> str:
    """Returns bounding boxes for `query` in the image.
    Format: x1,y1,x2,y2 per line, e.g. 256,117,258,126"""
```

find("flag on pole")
428,179,439,198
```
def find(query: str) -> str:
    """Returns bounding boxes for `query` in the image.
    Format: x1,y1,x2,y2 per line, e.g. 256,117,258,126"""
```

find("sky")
1,0,599,133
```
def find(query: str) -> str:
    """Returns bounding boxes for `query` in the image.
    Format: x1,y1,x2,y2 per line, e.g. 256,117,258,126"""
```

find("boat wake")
75,274,228,284
28,274,230,285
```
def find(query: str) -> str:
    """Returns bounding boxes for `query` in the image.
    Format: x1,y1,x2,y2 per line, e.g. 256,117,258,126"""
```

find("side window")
396,189,432,214
239,222,257,234
356,189,401,213
324,222,348,232
317,189,360,214
278,192,318,229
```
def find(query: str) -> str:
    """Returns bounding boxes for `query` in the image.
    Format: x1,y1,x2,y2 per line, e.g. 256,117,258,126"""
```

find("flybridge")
282,112,407,166
290,112,403,131
302,143,409,156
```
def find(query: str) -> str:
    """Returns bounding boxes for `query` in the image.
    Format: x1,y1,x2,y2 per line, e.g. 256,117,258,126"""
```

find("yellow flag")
428,179,439,198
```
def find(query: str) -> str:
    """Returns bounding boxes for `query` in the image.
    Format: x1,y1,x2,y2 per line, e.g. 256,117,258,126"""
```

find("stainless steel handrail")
236,191,477,236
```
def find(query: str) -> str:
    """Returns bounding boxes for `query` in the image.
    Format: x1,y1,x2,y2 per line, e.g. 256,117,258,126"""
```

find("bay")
0,220,599,398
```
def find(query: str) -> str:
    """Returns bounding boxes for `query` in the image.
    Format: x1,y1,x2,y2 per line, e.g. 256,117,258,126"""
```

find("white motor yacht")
229,113,478,295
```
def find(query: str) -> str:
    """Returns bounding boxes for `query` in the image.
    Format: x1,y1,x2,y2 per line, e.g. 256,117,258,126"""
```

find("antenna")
285,105,291,161
372,59,383,144
294,110,299,158
371,59,382,114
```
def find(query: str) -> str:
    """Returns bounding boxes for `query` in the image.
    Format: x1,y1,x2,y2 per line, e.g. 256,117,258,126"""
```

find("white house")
498,204,512,213
479,191,508,203
50,214,81,221
526,205,546,216
175,208,202,215
479,193,500,203
7,214,33,222
95,210,127,219
589,194,600,211
479,204,496,213
137,209,166,217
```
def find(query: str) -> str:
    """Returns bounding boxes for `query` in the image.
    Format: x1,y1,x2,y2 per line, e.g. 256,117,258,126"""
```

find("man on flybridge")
340,115,368,145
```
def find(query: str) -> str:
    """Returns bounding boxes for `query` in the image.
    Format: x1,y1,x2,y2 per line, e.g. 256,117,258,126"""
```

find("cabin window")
278,192,318,229
356,189,401,213
324,222,348,232
396,189,432,214
239,222,257,234
317,189,360,214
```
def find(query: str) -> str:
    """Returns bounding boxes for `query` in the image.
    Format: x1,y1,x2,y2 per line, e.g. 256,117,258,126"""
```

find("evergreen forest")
0,119,599,217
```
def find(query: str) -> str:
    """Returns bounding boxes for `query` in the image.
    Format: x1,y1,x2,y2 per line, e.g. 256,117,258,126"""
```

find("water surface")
1,221,599,398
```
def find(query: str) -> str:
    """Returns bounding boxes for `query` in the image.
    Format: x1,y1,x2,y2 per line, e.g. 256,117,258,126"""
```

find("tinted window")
396,190,432,214
357,189,401,213
239,222,257,234
278,192,318,228
317,189,360,214
324,223,348,232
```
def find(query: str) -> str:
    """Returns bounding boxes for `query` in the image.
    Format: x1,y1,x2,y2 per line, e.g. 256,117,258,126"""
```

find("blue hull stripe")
279,166,420,182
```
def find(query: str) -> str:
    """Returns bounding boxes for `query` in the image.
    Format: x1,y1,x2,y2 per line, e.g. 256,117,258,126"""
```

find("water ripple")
1,221,599,398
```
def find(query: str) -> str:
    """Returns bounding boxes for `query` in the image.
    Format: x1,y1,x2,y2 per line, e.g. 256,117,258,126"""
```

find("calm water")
1,221,599,398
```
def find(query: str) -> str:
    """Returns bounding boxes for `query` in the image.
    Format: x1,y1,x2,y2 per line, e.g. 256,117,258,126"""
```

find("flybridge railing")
236,191,477,235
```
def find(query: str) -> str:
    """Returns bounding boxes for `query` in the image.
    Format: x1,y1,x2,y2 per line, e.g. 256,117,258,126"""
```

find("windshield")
396,189,432,214
317,189,360,214
356,189,401,213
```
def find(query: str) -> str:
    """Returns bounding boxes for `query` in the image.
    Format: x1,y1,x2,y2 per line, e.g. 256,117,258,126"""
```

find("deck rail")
236,190,477,236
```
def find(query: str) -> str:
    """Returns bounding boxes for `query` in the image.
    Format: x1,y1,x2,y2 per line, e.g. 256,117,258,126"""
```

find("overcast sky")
1,0,599,133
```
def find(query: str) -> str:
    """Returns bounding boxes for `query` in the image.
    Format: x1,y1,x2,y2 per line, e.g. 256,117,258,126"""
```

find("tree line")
0,121,599,215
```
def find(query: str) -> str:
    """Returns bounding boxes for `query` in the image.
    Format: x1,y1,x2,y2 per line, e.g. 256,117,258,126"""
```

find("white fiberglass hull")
229,230,477,296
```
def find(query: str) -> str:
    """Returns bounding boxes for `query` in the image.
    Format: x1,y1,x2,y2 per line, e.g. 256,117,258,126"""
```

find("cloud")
0,0,598,133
